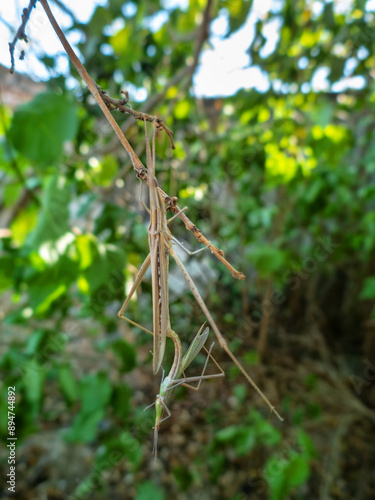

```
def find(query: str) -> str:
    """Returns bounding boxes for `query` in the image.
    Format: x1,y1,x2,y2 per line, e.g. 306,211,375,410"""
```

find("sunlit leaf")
174,100,190,119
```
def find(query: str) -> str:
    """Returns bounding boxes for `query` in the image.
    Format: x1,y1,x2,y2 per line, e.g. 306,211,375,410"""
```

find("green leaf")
93,154,118,187
10,206,38,245
58,364,78,404
21,359,46,411
254,419,282,446
9,92,78,166
247,245,287,276
110,26,141,63
80,373,112,413
83,242,125,293
0,256,14,292
88,6,113,35
111,382,132,418
224,0,252,35
264,431,312,500
76,234,95,270
266,457,289,500
215,425,240,442
0,104,11,135
285,454,310,488
360,276,375,299
25,329,47,355
135,481,165,500
215,425,257,456
65,407,104,443
119,431,143,467
111,339,137,373
297,429,316,458
174,100,190,120
243,350,259,365
235,428,257,456
233,384,247,405
26,175,70,248
27,256,79,314
65,373,112,443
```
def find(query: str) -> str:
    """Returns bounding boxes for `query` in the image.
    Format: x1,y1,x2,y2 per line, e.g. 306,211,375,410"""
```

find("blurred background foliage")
1,0,375,499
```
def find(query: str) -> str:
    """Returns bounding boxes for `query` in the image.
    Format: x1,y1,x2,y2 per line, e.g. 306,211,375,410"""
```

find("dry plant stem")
98,88,175,150
163,189,245,280
8,0,37,74
39,0,244,281
184,0,213,91
70,66,191,164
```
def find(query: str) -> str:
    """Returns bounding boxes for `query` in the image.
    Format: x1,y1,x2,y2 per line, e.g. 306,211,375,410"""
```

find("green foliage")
110,338,137,373
1,0,374,496
111,382,132,419
135,481,165,500
26,175,70,247
360,276,375,300
214,410,282,456
65,373,112,443
173,464,194,491
8,92,78,166
264,429,316,500
58,364,78,405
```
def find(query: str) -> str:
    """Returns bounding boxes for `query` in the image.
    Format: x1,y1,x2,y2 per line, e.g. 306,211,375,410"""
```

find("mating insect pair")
118,121,282,456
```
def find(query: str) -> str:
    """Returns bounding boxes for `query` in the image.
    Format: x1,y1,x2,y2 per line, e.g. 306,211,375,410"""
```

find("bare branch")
9,0,37,74
97,87,175,149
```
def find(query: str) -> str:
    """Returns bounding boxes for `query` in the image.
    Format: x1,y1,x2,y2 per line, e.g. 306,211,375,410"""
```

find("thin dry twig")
35,0,245,280
68,66,191,165
9,0,37,74
166,0,214,117
187,0,213,89
98,87,175,150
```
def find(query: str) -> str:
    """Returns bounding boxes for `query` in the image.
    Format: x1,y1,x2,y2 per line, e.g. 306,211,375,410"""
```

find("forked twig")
8,0,37,74
98,87,175,150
